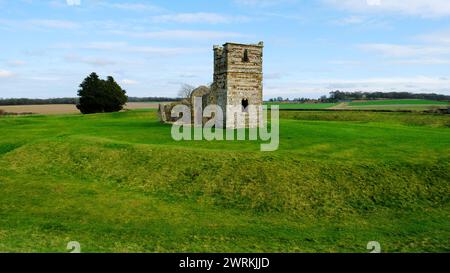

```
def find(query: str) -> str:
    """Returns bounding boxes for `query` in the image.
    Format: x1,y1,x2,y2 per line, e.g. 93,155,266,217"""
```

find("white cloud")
150,12,250,24
0,69,14,78
258,11,304,21
100,2,162,12
265,72,284,79
64,55,116,66
7,60,26,66
121,79,139,85
328,60,362,65
126,46,202,54
326,0,450,17
334,15,366,25
29,76,61,82
359,43,450,58
66,0,81,6
28,19,80,29
356,29,450,66
0,18,79,30
417,30,450,45
265,76,450,97
332,14,390,28
56,41,203,55
391,59,450,65
111,30,246,40
80,42,128,50
234,0,296,8
303,76,450,86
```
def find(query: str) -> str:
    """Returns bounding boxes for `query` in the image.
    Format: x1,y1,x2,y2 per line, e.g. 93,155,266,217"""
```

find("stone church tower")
158,41,264,128
210,42,264,128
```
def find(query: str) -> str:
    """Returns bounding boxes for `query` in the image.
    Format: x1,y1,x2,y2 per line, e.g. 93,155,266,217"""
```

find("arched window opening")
242,99,249,112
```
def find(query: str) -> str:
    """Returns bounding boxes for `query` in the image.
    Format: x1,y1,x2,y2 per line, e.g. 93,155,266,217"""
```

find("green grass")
265,102,338,109
0,110,449,252
349,99,449,106
266,100,449,111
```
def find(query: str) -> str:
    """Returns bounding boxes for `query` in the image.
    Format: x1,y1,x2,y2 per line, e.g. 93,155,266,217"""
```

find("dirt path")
329,102,348,109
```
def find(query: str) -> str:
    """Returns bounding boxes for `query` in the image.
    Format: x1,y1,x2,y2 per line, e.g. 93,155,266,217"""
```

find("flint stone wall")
213,42,264,128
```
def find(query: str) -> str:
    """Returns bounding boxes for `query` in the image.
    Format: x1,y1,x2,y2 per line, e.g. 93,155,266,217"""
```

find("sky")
1,0,450,99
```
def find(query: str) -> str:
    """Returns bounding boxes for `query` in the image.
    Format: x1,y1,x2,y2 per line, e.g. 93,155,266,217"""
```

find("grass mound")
0,110,449,252
3,139,449,217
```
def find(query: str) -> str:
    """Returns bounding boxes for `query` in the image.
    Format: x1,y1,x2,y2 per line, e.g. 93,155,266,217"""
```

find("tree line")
328,91,450,101
128,97,178,102
0,96,177,106
0,72,179,114
0,97,78,106
4,92,449,107
269,91,450,103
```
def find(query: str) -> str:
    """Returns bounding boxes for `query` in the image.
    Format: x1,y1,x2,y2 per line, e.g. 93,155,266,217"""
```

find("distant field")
0,104,78,115
0,102,160,115
2,100,448,115
265,102,338,109
349,99,449,106
266,99,449,111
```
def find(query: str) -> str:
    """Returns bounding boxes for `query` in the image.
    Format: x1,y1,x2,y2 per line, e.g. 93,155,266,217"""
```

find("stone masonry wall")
212,42,263,128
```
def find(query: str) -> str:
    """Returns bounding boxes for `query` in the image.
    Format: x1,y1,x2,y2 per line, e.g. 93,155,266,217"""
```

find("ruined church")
159,41,264,128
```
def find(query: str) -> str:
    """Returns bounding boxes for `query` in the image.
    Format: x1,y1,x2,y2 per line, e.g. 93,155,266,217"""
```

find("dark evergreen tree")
76,73,127,114
103,76,128,112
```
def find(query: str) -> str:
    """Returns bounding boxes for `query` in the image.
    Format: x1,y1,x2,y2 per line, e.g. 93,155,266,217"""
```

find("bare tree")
178,84,195,99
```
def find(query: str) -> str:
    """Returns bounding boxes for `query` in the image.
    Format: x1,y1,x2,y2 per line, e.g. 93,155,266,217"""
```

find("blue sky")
1,0,450,99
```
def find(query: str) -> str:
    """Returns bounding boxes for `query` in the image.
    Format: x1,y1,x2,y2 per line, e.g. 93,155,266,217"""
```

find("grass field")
349,99,449,106
0,109,449,252
265,102,338,109
267,99,449,111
